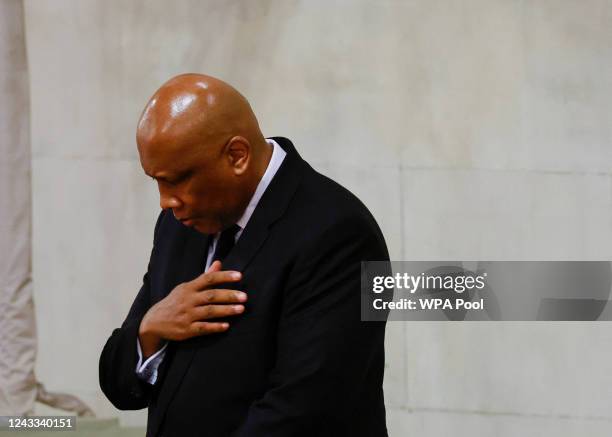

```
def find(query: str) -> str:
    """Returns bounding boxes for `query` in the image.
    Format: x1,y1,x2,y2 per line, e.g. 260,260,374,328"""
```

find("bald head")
136,74,273,234
137,73,264,154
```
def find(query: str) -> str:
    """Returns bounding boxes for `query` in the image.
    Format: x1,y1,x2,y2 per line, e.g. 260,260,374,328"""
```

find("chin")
193,221,222,235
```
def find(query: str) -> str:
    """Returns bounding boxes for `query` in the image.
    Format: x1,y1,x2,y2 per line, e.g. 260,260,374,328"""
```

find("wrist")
138,316,162,355
138,314,154,338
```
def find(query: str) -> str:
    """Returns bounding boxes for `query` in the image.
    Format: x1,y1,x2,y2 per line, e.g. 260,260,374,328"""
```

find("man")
99,73,389,437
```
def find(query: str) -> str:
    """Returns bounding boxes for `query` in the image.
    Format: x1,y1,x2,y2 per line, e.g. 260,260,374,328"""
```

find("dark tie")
211,224,241,263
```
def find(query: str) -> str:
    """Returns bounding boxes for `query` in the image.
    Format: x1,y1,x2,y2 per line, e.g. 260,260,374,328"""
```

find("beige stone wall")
23,1,612,434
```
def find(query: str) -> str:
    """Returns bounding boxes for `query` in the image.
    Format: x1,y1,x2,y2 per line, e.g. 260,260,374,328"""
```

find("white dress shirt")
136,138,286,384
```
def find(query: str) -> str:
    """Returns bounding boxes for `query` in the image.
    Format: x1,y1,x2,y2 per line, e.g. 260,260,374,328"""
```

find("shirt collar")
235,138,287,231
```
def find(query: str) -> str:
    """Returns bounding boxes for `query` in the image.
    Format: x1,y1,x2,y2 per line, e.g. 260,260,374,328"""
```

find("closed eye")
146,170,191,185
163,172,191,186
170,171,192,185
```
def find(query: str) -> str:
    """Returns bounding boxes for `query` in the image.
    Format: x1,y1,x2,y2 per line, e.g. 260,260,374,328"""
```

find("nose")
159,188,183,211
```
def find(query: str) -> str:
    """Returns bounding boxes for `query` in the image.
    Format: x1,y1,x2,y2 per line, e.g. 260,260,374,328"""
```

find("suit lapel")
223,137,306,273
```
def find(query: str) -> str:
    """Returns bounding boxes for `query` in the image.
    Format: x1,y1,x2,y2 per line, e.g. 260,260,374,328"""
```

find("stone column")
0,0,37,416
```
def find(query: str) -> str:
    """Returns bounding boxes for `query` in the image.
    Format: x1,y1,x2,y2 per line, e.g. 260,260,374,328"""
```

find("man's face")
138,138,247,235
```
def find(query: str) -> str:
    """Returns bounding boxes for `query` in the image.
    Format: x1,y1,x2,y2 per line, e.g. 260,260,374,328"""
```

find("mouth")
178,217,195,226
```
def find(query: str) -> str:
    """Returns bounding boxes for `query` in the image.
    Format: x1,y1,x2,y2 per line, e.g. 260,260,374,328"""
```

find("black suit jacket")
99,137,390,437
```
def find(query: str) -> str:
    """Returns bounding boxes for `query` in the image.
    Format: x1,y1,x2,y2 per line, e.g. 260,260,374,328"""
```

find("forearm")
99,210,165,410
99,319,152,410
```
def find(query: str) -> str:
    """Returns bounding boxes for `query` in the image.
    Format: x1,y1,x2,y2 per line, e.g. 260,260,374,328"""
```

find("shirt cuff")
136,338,168,385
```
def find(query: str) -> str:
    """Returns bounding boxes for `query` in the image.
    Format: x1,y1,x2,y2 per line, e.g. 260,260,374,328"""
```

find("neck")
253,138,273,182
234,138,272,222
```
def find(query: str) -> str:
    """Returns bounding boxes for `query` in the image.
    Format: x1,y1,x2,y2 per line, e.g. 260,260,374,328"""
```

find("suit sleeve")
98,210,165,410
234,216,388,436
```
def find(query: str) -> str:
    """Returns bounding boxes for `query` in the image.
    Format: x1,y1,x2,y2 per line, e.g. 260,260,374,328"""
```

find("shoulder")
298,165,378,224
283,164,388,256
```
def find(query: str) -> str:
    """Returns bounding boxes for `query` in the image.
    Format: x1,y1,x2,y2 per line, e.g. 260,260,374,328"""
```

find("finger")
206,260,222,273
190,261,223,287
190,321,230,336
191,269,242,290
192,303,245,320
195,289,248,305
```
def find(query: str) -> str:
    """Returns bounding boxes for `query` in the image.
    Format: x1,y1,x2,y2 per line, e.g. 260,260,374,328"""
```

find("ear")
225,136,250,175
